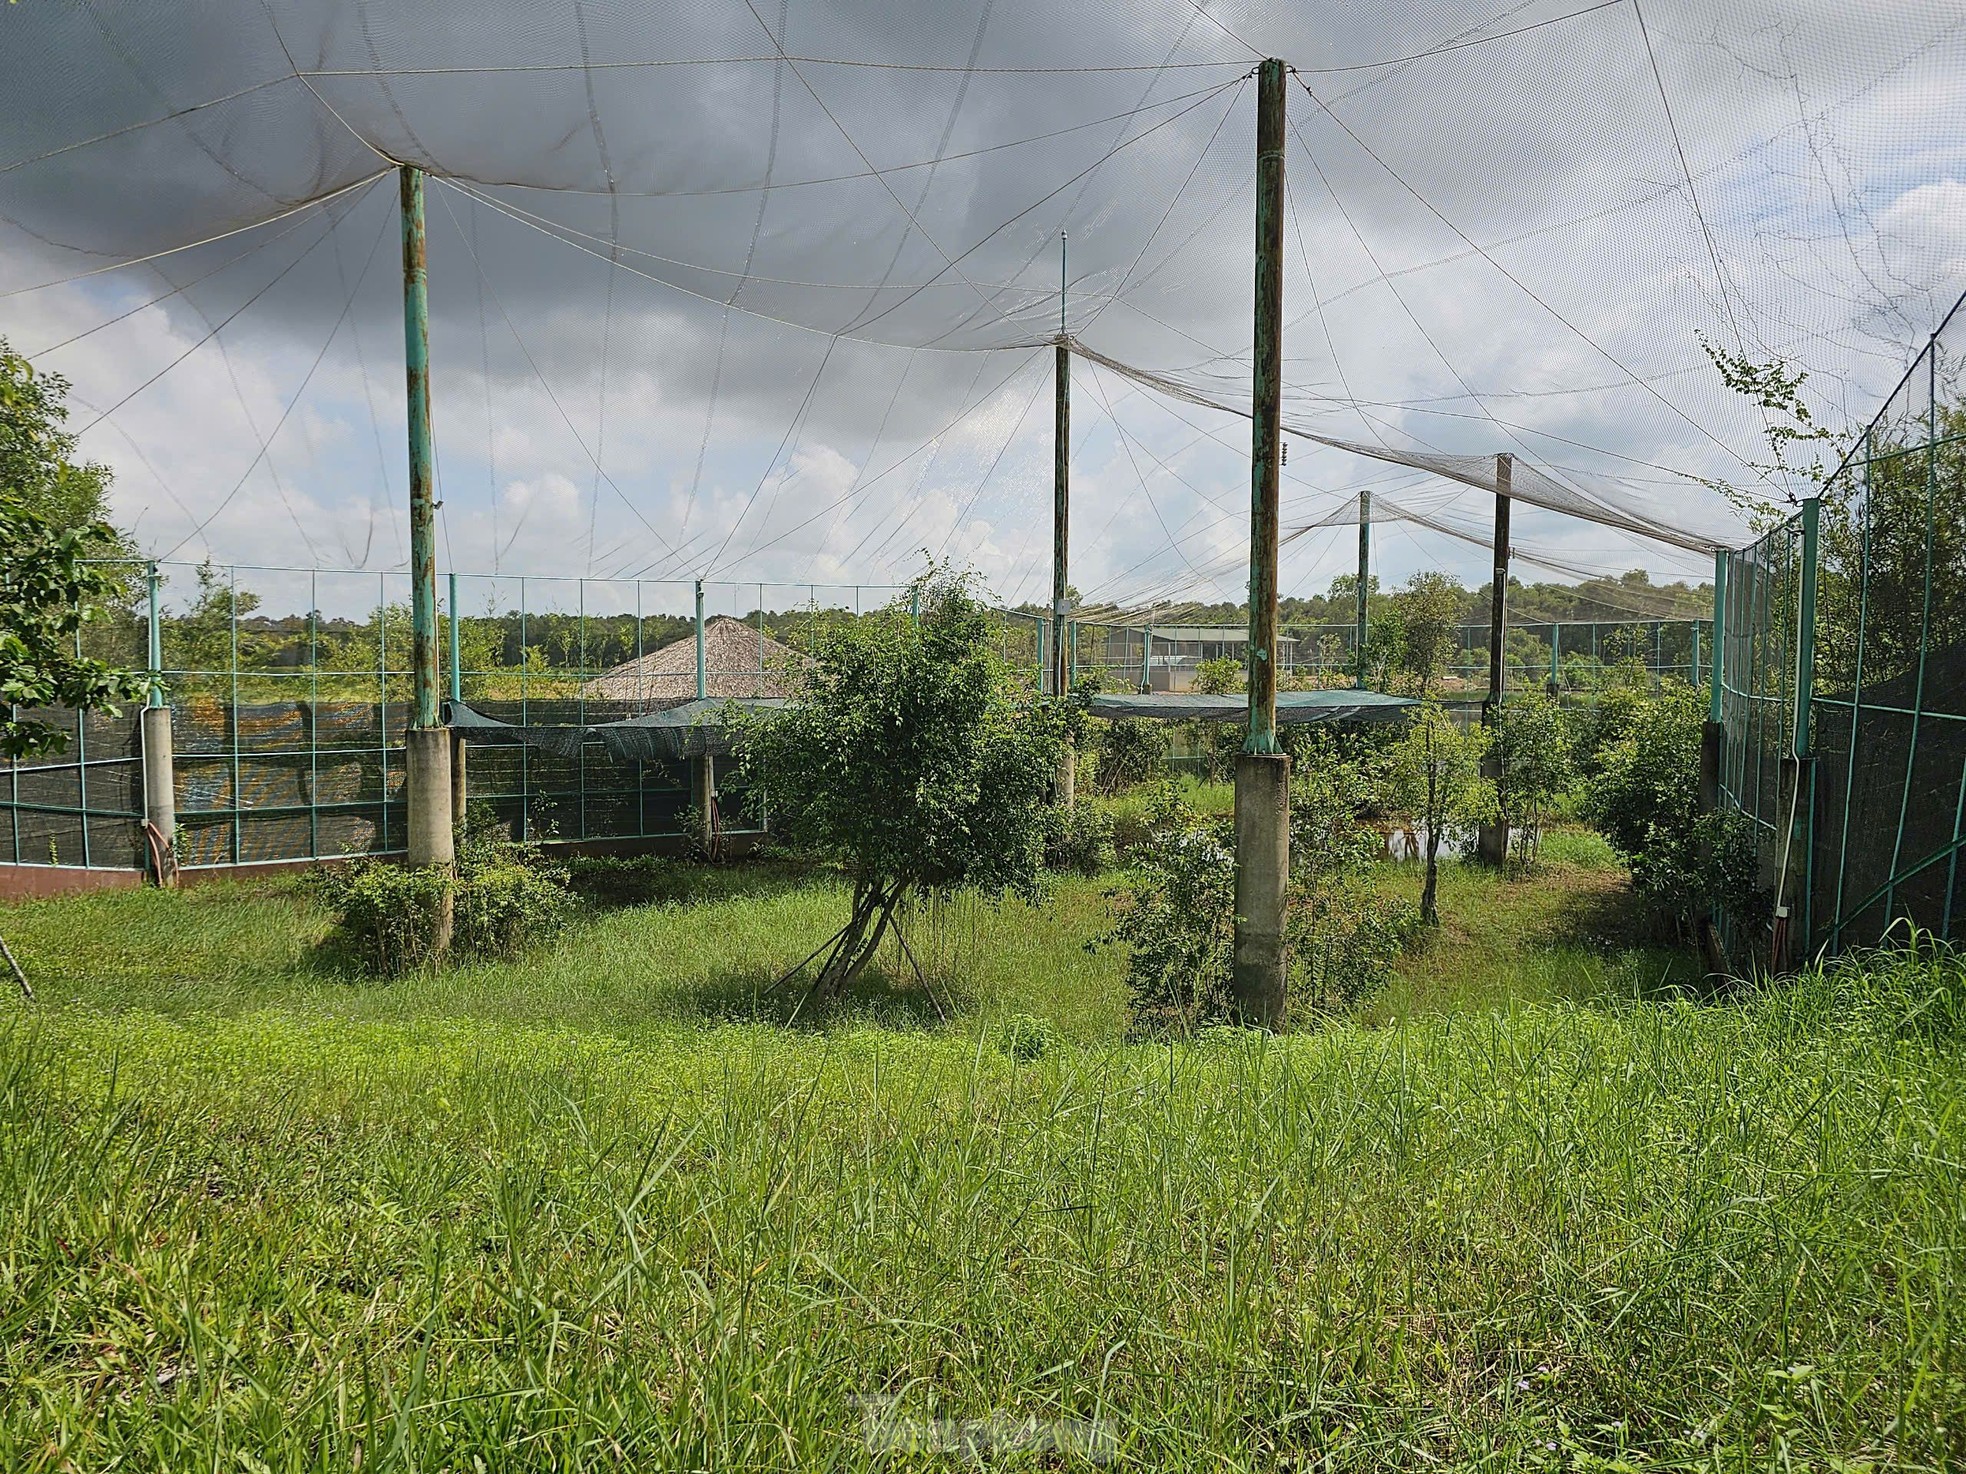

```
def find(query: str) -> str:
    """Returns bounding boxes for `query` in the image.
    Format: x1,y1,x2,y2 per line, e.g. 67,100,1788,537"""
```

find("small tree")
1391,572,1465,697
1092,717,1169,794
1384,704,1492,926
1191,655,1244,695
1,498,148,758
1580,682,1765,941
1290,733,1413,1011
1,340,133,559
1490,692,1572,867
737,575,1063,1004
1106,784,1236,1035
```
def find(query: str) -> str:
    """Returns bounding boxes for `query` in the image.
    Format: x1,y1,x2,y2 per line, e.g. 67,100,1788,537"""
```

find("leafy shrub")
1491,692,1572,867
311,836,573,976
735,574,1063,1004
1092,718,1169,793
1106,787,1237,1036
1042,802,1114,876
1191,657,1244,695
1289,733,1414,1012
1579,681,1765,940
1108,768,1417,1033
309,862,455,976
1383,705,1492,926
994,1011,1056,1062
1566,682,1650,779
451,850,573,960
1295,888,1419,1014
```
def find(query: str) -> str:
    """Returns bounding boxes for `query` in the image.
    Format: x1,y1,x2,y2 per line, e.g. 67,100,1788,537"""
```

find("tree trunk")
1421,830,1440,927
812,878,906,1004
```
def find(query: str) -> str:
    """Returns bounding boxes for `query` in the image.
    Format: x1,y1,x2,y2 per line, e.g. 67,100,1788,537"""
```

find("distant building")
1141,626,1299,692
580,616,808,703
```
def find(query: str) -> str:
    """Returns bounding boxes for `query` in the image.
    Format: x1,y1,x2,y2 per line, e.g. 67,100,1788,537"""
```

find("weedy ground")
0,821,1960,1470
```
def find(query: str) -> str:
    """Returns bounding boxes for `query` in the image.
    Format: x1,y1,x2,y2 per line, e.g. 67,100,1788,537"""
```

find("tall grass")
0,873,1960,1467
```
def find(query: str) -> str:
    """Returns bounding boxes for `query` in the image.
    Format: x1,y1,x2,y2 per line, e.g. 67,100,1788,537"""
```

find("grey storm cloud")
2,0,1963,590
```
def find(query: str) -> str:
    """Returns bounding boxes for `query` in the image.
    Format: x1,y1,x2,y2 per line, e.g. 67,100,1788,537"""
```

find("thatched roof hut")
579,616,807,702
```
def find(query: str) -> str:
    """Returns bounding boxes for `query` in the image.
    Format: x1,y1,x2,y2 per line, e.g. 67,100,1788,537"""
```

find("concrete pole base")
1058,745,1077,811
140,704,177,886
1232,750,1291,1029
405,727,455,869
1476,739,1508,866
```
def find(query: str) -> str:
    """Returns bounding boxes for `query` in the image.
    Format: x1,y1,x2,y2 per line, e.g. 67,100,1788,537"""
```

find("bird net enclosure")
0,563,903,871
1058,615,1705,693
1718,292,1966,956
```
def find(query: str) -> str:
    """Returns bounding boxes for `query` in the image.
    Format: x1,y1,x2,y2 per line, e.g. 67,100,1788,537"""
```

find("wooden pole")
1487,452,1511,717
1232,58,1290,1030
1476,453,1513,866
1052,232,1076,807
401,164,439,735
1244,66,1286,757
1354,489,1370,689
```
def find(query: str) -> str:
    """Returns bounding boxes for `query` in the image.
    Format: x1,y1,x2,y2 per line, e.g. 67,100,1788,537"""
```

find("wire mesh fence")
1718,291,1966,956
2,565,907,870
1058,617,1707,695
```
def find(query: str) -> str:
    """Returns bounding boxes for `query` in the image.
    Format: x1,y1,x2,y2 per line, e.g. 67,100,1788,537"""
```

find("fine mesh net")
5,1,1964,611
1719,290,1966,955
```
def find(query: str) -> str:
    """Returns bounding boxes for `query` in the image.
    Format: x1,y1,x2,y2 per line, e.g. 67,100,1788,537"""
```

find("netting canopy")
5,1,1964,602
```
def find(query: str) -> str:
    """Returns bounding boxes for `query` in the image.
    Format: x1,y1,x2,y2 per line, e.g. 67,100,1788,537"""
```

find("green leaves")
735,572,1065,910
0,497,148,757
1578,681,1765,937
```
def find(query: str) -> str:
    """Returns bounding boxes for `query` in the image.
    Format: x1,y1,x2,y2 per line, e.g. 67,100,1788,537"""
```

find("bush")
994,1011,1057,1062
1295,888,1419,1014
452,852,574,960
1042,802,1114,876
1092,718,1169,793
1579,681,1765,940
311,836,573,977
309,862,455,976
1191,657,1244,695
1290,733,1415,1014
1106,788,1237,1036
1491,692,1572,867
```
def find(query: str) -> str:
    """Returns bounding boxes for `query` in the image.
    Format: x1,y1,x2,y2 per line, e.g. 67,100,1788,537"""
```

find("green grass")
1,853,1962,1469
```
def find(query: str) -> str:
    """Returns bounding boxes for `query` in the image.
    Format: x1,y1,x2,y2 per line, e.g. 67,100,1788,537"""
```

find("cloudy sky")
3,0,1963,619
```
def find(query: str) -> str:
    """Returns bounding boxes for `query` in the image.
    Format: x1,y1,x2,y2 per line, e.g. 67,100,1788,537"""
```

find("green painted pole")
1549,622,1561,691
1709,550,1726,726
447,572,462,704
400,164,440,733
1244,57,1286,755
146,561,164,708
1794,496,1820,758
694,578,707,700
1354,489,1369,690
1141,625,1154,693
1051,337,1070,700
